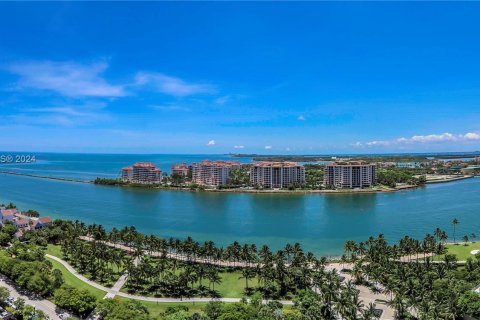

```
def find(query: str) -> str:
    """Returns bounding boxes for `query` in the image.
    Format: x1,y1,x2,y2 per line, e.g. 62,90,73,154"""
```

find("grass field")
122,270,258,298
46,256,107,300
216,271,258,298
441,242,480,261
45,244,64,258
115,297,208,318
45,243,124,287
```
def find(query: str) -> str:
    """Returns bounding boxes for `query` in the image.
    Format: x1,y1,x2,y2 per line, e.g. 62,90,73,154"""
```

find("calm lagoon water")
0,153,479,256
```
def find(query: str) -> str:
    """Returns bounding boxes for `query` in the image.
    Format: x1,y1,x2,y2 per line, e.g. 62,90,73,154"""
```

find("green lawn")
46,256,107,300
216,271,258,298
122,270,257,298
45,243,124,287
115,297,208,318
45,244,64,258
441,242,480,261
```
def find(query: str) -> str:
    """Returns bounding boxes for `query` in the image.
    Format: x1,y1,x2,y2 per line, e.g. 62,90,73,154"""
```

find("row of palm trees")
342,231,480,319
42,220,383,319
35,219,480,319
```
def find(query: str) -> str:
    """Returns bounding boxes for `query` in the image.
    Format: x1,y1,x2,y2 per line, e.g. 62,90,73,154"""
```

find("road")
0,275,61,320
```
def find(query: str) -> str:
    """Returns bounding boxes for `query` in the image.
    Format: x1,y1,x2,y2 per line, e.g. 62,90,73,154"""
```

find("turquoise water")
0,153,251,181
0,153,479,256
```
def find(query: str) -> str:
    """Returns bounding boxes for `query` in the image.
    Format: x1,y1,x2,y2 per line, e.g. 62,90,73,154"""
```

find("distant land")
229,151,480,162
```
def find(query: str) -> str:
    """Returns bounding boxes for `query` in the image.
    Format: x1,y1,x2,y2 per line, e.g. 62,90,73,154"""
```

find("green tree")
452,218,459,244
54,285,97,317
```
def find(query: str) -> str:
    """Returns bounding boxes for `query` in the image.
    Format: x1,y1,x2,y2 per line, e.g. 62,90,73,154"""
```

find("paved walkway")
45,254,293,305
0,275,61,320
324,264,395,320
47,254,396,318
104,256,140,299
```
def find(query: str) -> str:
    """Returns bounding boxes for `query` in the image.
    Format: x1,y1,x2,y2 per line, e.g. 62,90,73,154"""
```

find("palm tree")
452,218,459,244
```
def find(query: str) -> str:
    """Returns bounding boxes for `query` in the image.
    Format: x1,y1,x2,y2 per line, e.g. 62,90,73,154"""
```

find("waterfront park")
0,205,480,320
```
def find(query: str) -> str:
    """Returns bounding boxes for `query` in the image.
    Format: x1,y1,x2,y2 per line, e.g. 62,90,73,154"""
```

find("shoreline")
424,175,474,184
0,170,474,195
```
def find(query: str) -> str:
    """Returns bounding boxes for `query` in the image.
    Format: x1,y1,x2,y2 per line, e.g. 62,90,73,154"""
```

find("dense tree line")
342,233,480,319
5,214,480,319
0,243,63,296
376,168,427,188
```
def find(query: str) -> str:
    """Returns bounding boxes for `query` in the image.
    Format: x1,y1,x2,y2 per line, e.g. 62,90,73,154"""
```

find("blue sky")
1,2,480,154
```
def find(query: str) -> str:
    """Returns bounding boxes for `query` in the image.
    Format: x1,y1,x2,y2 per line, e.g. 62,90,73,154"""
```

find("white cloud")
354,131,480,148
207,140,216,146
12,103,109,127
298,115,306,121
464,132,480,140
136,72,215,97
215,96,230,105
264,145,272,149
233,145,245,149
151,104,191,112
6,61,126,97
285,147,291,151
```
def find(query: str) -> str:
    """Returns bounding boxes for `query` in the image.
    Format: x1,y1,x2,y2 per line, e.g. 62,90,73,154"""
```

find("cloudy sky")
1,2,480,154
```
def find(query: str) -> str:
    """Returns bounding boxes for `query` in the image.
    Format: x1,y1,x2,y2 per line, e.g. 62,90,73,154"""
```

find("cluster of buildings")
120,159,380,189
324,161,377,188
0,206,52,238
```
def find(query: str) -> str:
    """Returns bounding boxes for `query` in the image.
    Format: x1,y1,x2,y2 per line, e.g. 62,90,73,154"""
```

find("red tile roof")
2,209,16,216
38,217,52,224
15,218,29,225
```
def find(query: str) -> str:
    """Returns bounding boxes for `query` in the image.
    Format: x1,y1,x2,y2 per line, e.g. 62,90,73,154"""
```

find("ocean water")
0,153,479,256
0,153,251,181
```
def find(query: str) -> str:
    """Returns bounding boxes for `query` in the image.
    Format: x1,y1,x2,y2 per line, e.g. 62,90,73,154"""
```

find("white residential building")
250,162,305,189
324,161,377,188
191,160,240,186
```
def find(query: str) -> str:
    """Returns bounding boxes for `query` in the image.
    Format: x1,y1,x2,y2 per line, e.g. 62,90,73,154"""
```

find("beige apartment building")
250,161,305,189
121,162,163,183
324,161,377,188
171,163,190,177
191,160,240,186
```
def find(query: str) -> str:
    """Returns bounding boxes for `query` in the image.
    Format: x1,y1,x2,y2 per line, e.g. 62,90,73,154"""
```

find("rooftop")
196,160,241,167
252,161,304,168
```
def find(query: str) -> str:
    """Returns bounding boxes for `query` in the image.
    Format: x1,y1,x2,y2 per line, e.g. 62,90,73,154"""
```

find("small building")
33,216,53,229
121,162,163,184
1,209,15,223
396,162,421,169
14,218,30,229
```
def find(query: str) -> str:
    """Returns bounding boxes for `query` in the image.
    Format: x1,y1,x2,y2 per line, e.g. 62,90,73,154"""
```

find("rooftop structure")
171,163,190,177
250,161,305,189
191,160,240,186
324,161,377,189
122,162,163,184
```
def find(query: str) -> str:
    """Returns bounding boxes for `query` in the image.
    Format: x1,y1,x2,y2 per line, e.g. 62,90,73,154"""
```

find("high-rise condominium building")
171,163,190,177
250,162,305,189
324,161,377,188
191,160,240,186
121,162,163,183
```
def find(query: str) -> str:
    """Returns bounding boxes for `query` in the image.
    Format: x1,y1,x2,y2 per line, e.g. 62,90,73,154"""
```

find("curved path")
46,254,397,319
45,254,293,305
